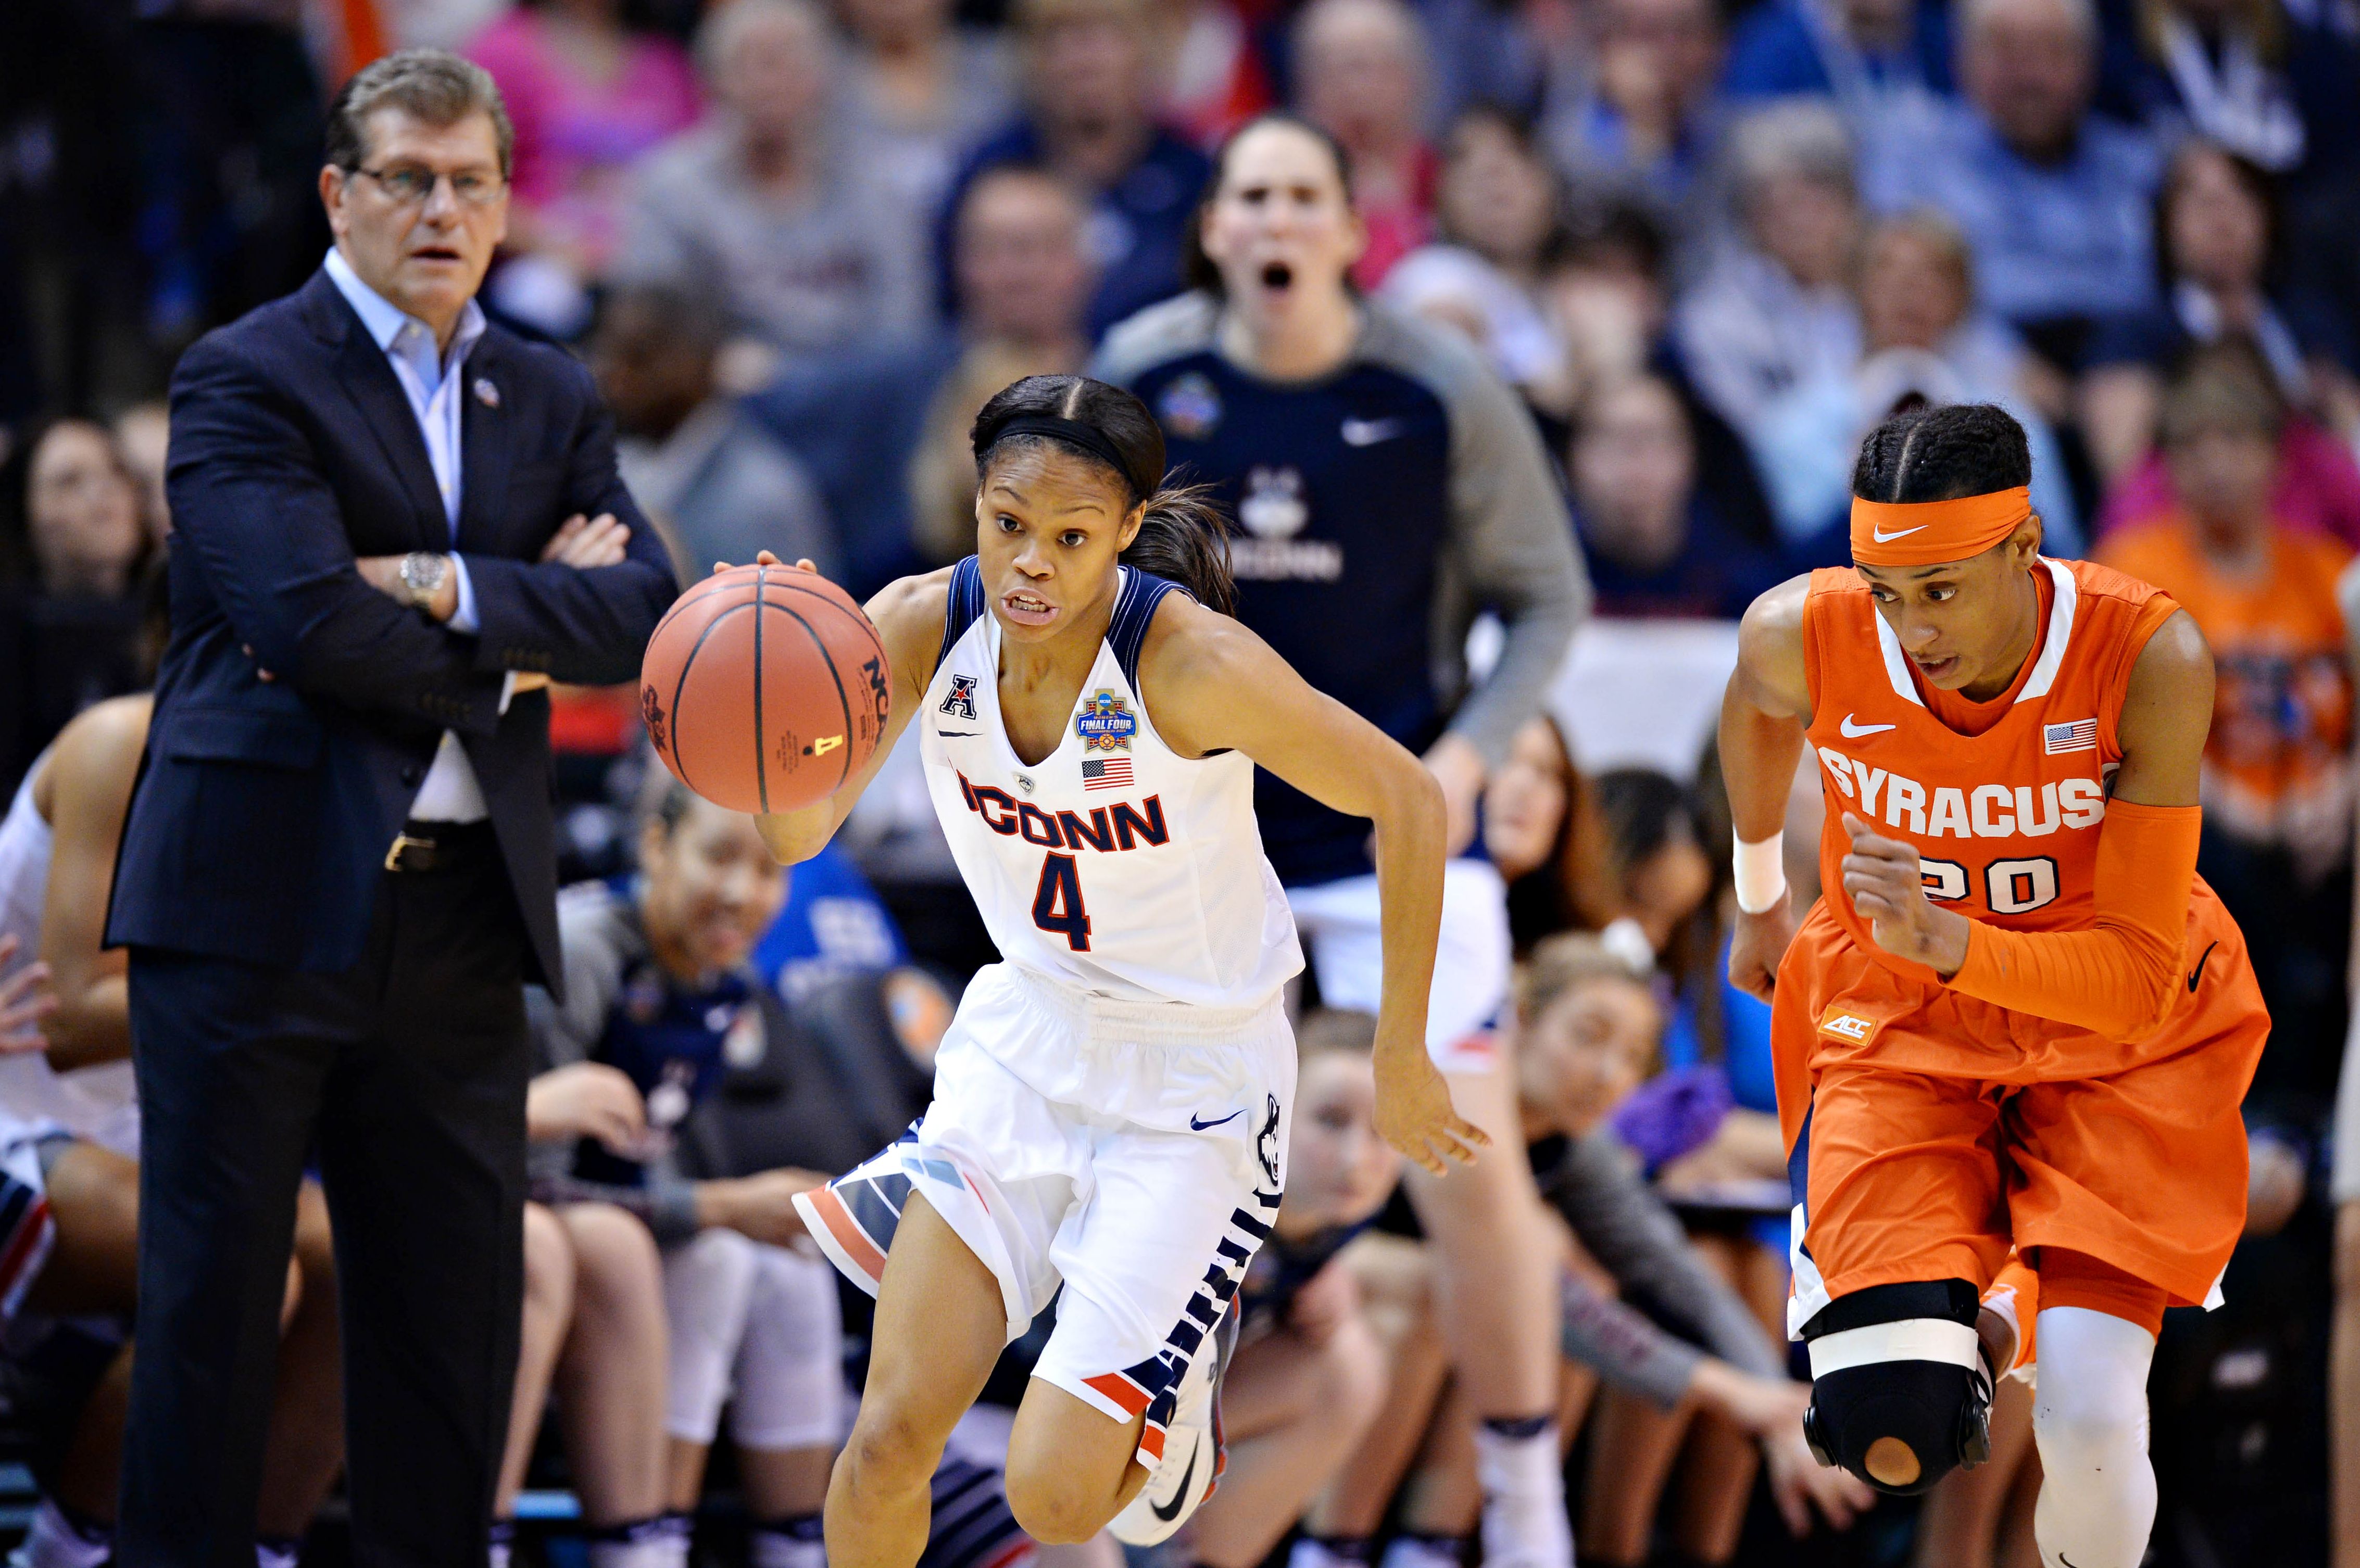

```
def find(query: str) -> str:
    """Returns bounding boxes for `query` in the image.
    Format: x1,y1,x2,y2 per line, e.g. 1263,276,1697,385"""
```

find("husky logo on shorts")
1075,691,1138,753
940,675,978,721
1819,1009,1875,1042
1256,1095,1282,1187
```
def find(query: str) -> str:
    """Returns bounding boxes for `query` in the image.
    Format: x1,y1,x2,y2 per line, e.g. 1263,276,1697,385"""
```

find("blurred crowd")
5,0,2360,1563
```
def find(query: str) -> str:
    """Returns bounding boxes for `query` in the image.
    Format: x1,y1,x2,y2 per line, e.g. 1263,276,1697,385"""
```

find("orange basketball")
639,565,892,815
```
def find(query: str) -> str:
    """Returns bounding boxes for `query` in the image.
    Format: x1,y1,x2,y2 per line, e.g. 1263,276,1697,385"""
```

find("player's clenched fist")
1728,894,1798,1003
1840,813,1972,977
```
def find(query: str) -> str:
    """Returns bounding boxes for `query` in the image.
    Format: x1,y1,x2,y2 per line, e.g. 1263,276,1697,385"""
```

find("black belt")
383,818,498,873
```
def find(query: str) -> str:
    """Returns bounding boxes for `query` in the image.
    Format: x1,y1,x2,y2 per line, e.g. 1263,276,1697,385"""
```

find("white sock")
586,1515,691,1568
2031,1305,2157,1568
487,1518,516,1568
1289,1536,1374,1568
750,1514,826,1568
17,1500,110,1568
1378,1533,1465,1568
256,1539,302,1568
1472,1418,1572,1568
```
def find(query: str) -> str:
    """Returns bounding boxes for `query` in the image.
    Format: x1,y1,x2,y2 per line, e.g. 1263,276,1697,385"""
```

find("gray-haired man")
109,49,675,1566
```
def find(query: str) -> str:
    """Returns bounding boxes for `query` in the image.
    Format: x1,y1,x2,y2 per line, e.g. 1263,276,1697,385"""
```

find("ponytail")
1124,483,1236,616
972,372,1240,616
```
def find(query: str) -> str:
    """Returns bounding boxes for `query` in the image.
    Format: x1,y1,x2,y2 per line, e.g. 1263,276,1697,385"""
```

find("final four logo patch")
940,675,978,720
1075,690,1137,753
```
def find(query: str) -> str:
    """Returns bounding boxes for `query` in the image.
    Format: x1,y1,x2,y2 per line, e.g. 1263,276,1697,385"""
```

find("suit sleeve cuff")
447,554,480,635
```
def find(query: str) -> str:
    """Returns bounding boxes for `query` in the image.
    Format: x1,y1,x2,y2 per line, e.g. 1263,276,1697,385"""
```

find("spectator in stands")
751,153,1098,598
1294,0,1437,289
1541,207,1785,551
907,165,1096,565
938,0,1212,338
109,404,170,550
2095,343,2355,1046
0,689,344,1568
1674,100,1863,439
837,0,1018,217
1188,1010,1398,1568
467,0,702,336
1380,107,1577,414
613,0,932,373
1751,211,2082,562
592,282,837,583
499,1069,672,1568
1486,716,1611,955
529,779,843,1568
1860,0,2164,377
2115,0,2360,182
1587,768,1714,964
1721,0,1954,121
2,421,153,796
1542,0,1728,244
1570,373,1783,620
2082,140,2353,483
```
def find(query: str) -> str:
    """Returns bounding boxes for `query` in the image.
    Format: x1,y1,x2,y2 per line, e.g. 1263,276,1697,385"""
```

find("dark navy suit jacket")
105,268,678,992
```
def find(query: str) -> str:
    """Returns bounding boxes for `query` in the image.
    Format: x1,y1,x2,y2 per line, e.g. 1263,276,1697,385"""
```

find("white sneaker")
1108,1301,1239,1545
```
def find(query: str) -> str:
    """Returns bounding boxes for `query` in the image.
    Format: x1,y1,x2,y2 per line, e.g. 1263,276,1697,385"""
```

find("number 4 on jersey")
1033,852,1093,951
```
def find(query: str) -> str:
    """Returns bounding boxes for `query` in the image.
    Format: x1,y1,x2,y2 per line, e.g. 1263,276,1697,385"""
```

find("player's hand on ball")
1840,813,1970,978
1373,1036,1490,1175
1727,895,1797,1003
710,551,817,576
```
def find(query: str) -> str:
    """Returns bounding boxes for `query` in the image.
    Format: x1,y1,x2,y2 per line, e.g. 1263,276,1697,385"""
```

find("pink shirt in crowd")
2097,416,2360,550
467,8,701,272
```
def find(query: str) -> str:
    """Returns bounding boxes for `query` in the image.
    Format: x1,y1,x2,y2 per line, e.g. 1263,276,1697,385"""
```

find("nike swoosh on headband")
1872,525,1927,542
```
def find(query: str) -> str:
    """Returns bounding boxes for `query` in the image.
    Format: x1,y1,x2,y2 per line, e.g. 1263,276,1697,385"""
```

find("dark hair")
1182,112,1357,298
2159,335,2286,447
2156,139,2282,293
1554,199,1669,289
1849,403,2032,503
1593,767,1700,890
324,48,516,179
1502,714,1613,955
970,375,1238,615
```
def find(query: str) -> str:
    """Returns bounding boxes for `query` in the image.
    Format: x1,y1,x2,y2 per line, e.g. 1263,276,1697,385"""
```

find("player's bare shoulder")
1132,590,1279,758
864,566,958,699
1733,572,1815,719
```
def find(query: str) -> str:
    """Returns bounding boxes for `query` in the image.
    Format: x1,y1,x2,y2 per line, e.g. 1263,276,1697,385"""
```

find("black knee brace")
1799,1280,1992,1496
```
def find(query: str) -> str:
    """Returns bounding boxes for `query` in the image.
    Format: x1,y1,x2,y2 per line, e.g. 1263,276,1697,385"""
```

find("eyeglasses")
349,165,507,209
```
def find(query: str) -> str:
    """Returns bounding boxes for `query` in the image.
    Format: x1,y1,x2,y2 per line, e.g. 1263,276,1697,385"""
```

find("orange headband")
1850,487,2033,566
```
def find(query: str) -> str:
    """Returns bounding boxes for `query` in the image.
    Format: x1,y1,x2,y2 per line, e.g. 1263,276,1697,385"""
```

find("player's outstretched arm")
1718,576,1814,1001
740,555,951,866
1140,598,1488,1176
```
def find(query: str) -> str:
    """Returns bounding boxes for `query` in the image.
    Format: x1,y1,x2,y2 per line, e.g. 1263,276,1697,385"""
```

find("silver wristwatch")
399,551,449,610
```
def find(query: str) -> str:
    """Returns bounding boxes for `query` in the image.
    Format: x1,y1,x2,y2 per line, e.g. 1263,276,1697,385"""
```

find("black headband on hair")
981,415,1143,498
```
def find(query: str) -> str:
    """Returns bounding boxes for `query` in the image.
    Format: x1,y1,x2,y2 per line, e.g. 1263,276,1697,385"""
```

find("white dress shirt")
324,246,504,824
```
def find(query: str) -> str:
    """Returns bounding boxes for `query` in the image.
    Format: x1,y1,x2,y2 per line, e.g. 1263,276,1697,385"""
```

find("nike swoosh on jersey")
1839,714,1898,737
2188,940,2218,992
1190,1109,1244,1131
1340,417,1405,446
1871,524,1927,542
1150,1438,1200,1522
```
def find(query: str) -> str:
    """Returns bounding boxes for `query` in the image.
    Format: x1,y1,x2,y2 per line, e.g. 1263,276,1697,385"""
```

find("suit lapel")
329,308,449,554
456,335,513,557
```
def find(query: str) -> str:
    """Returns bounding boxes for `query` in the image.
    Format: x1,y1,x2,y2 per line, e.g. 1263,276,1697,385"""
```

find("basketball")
639,564,893,815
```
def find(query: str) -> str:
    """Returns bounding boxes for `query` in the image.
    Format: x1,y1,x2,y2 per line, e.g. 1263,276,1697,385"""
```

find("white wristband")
1733,833,1787,914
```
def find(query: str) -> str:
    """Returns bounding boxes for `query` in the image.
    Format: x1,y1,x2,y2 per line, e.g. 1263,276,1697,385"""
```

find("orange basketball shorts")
1771,891,2268,1334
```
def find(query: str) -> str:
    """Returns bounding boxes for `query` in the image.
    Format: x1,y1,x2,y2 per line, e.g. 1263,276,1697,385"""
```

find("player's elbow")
1378,754,1447,846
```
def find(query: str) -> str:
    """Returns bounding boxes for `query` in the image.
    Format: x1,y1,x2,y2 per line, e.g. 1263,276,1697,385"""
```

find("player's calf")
1800,1280,1992,1495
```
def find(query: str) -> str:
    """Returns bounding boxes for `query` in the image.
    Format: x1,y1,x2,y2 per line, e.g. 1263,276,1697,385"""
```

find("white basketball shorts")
795,962,1295,1466
1285,857,1512,1075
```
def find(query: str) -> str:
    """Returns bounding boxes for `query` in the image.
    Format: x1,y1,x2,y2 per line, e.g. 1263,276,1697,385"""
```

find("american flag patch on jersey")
2044,718,2099,754
1082,757,1133,791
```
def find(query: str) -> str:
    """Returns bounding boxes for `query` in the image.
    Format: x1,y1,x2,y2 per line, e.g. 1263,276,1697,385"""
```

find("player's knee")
2030,1386,2137,1475
522,1203,578,1317
840,1401,948,1499
1801,1280,1991,1497
1001,1460,1111,1545
562,1201,664,1309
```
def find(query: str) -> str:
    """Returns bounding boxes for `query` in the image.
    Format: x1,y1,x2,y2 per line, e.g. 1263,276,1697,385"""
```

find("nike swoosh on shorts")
1190,1110,1244,1131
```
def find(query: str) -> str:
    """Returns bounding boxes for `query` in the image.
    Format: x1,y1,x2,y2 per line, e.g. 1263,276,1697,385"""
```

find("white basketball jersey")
920,559,1304,1010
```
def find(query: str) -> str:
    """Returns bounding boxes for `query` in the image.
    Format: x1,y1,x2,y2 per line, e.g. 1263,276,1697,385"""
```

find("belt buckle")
384,831,435,872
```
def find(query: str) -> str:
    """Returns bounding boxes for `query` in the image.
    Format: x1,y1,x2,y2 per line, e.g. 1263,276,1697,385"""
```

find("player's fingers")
1771,1473,1810,1537
754,549,783,566
794,558,818,573
1451,1113,1492,1150
1841,811,1871,840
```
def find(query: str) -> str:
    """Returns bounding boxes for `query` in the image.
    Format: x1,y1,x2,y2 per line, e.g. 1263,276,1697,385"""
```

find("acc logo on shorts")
1818,1009,1876,1042
1075,690,1138,753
